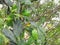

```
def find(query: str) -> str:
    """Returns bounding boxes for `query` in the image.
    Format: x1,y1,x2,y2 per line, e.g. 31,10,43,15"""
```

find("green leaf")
26,37,34,45
0,18,4,24
22,10,31,16
11,4,17,13
0,18,4,28
32,29,38,40
37,26,46,45
0,35,5,45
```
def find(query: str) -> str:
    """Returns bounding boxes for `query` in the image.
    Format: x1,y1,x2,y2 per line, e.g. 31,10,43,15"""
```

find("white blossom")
0,4,3,10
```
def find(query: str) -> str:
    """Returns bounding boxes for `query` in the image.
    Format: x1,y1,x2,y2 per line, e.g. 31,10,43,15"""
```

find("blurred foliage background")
0,0,60,45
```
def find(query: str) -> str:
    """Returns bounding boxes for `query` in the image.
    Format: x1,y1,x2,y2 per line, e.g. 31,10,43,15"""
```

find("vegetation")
0,0,60,45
